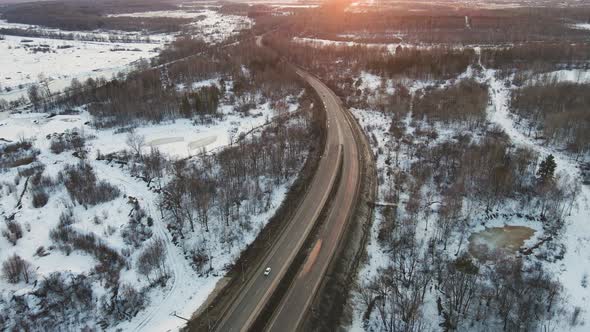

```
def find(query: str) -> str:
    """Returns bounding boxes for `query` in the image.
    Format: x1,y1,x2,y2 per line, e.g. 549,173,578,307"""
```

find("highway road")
211,37,363,332
265,71,361,331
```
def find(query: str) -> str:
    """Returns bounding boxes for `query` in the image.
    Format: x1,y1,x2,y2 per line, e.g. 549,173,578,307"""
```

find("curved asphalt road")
265,71,361,331
211,39,362,332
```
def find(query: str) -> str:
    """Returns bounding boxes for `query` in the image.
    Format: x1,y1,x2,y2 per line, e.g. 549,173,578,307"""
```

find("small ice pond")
468,226,536,260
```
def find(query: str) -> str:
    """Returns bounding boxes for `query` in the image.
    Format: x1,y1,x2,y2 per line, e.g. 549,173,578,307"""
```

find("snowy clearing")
532,69,590,84
571,23,590,31
0,8,251,104
293,37,404,53
0,101,295,160
0,35,160,102
110,9,252,44
0,19,172,44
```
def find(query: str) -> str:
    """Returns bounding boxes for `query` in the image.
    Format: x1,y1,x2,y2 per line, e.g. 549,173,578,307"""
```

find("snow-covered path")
484,69,590,329
92,162,220,332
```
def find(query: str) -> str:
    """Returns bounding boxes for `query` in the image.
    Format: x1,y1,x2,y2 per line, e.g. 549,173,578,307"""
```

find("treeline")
413,79,488,128
179,85,222,119
41,38,216,126
47,36,300,128
258,5,590,44
367,47,475,81
1,0,188,32
365,252,562,331
481,43,590,71
0,28,156,44
264,33,475,81
511,81,590,158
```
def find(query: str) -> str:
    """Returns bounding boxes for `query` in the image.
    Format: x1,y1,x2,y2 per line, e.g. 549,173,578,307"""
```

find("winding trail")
482,66,590,330
92,161,198,332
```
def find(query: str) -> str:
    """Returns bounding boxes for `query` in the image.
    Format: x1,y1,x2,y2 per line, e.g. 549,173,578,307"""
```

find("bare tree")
2,254,35,284
126,131,146,157
136,238,167,281
27,84,43,110
2,220,23,246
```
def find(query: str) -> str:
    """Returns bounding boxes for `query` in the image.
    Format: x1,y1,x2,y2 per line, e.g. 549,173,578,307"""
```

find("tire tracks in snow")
92,161,186,332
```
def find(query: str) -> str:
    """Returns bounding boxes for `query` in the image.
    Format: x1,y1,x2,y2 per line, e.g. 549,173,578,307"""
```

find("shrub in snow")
49,131,86,156
32,189,49,208
0,181,16,196
30,272,95,329
58,209,77,227
1,254,34,284
105,225,117,237
35,246,49,257
136,238,167,282
2,220,23,245
17,161,45,178
60,161,120,206
122,207,152,248
121,221,152,248
0,140,40,171
30,169,53,188
100,282,146,322
50,137,68,154
189,244,210,274
50,225,125,287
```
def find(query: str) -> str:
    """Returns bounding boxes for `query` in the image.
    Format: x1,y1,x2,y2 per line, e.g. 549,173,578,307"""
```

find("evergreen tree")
192,93,202,114
180,95,191,118
537,154,556,183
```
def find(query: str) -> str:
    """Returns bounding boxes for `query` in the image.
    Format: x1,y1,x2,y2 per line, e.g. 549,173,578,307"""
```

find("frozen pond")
468,225,535,260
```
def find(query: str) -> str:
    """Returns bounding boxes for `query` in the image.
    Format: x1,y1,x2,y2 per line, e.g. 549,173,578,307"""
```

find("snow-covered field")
0,8,250,104
111,9,252,44
0,6,303,329
0,139,212,331
0,100,294,159
0,34,160,102
0,19,172,43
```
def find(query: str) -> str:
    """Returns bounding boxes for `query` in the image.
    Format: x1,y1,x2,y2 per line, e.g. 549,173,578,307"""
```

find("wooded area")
0,0,187,32
511,80,590,158
255,5,590,44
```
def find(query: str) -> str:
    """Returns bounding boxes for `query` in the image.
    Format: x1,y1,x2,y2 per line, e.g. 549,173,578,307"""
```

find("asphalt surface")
213,38,362,332
265,72,361,331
